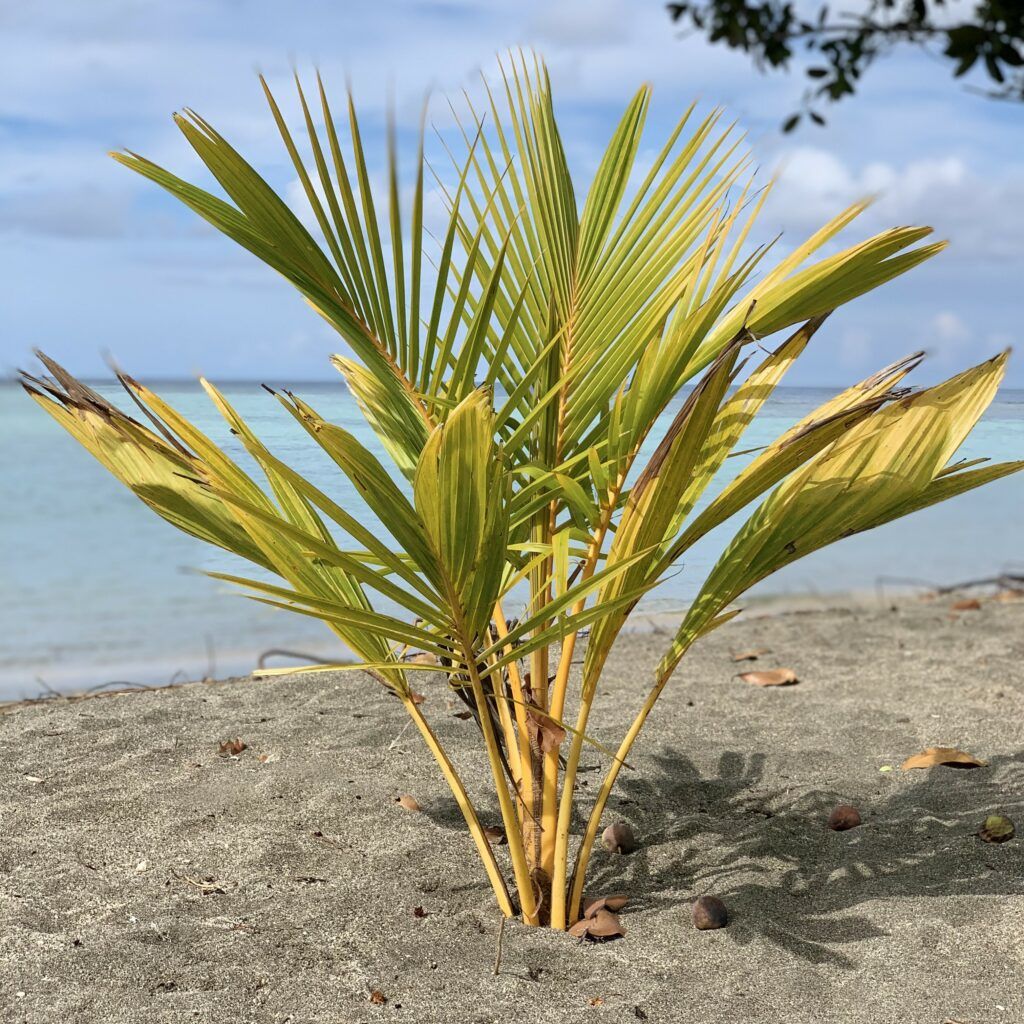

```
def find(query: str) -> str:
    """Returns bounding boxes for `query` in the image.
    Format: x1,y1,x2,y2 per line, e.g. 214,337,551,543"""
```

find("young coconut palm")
25,55,1020,930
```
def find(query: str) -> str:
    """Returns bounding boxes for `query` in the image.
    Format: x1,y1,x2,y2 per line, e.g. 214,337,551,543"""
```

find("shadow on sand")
421,747,1024,966
587,747,1024,965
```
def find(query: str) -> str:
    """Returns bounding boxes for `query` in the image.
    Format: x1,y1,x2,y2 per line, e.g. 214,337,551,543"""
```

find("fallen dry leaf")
483,825,507,846
978,814,1015,843
587,997,606,1007
368,989,387,1005
995,588,1023,602
217,738,246,757
583,894,629,917
951,598,982,611
412,905,428,918
396,794,421,811
409,690,426,704
900,747,987,771
452,710,474,720
568,907,627,941
730,648,772,662
526,705,566,754
738,667,799,687
257,752,279,764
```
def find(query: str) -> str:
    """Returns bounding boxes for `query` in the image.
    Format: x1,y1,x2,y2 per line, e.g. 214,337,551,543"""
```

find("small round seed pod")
978,814,1015,844
601,822,638,854
692,895,728,930
827,804,862,831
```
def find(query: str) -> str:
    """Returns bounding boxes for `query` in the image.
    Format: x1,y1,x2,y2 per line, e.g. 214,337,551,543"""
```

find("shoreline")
2,592,1023,1021
5,582,1021,710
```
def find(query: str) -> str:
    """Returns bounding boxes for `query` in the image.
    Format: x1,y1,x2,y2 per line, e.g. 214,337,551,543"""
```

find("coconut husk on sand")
2,596,1023,1023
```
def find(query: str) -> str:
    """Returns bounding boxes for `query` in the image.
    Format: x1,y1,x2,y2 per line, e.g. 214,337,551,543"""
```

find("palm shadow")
583,747,1024,965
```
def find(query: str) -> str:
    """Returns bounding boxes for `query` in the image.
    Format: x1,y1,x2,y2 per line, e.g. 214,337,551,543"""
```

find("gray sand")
2,595,1023,1023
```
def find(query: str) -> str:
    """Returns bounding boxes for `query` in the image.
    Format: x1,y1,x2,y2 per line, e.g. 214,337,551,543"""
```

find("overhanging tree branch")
666,0,1024,129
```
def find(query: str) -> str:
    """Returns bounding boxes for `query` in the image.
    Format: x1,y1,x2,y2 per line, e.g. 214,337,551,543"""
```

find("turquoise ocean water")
2,381,1021,699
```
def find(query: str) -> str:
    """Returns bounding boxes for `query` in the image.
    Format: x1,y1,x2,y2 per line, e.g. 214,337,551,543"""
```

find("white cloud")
528,0,629,48
932,310,970,344
764,146,1024,263
926,309,973,367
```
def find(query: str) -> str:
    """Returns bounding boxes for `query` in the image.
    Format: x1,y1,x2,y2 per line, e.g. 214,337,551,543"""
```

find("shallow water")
3,381,1021,698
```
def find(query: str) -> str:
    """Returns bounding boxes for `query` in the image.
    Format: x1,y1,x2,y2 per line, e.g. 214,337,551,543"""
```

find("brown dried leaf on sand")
582,893,628,916
738,668,799,687
900,747,986,771
568,906,627,941
483,825,507,846
731,648,772,662
217,738,246,757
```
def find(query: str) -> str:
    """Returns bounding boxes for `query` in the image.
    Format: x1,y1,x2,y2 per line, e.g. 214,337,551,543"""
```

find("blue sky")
2,0,1022,385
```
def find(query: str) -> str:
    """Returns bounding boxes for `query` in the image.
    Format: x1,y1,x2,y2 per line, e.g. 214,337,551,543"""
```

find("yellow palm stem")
402,695,515,917
488,650,523,793
492,604,535,823
547,491,621,926
548,695,591,928
459,630,541,924
525,516,552,880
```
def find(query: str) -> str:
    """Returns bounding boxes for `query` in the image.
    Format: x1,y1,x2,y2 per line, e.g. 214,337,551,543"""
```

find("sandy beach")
2,593,1023,1024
